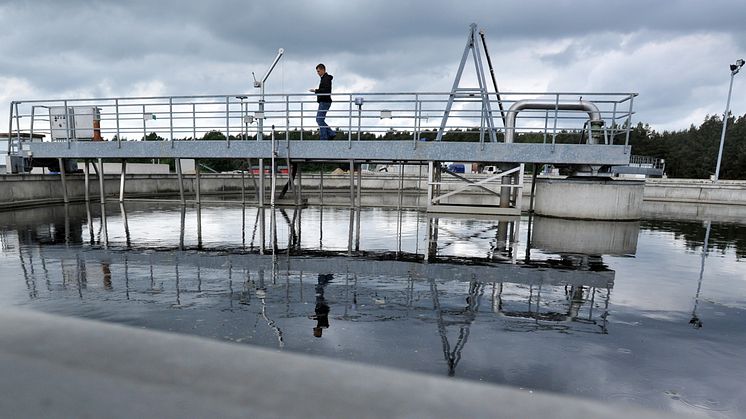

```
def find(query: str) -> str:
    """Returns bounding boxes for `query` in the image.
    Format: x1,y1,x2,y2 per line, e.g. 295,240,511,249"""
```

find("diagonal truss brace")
430,165,522,204
436,23,497,143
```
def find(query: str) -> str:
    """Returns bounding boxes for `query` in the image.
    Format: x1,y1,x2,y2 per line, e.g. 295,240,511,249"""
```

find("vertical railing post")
63,100,71,148
412,94,419,149
115,99,121,147
300,101,304,141
624,95,635,150
7,102,14,158
169,97,174,148
348,94,353,148
192,103,197,140
226,96,231,148
29,106,36,143
285,95,290,147
357,97,363,142
610,102,618,145
142,105,147,141
13,102,21,144
551,94,559,147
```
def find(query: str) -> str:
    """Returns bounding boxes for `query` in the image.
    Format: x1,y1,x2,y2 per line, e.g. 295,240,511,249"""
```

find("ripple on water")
665,390,730,414
680,395,730,413
605,392,650,406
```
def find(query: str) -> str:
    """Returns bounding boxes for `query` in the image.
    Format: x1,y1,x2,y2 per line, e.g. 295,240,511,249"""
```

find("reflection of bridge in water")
1,201,637,377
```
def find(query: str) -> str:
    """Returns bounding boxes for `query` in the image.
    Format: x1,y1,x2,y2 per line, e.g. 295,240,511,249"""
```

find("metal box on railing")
49,106,100,140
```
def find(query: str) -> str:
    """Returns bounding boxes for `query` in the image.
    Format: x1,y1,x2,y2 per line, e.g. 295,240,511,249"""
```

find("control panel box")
50,106,99,140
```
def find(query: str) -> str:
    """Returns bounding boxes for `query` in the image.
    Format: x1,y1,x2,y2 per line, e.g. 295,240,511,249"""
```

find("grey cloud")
1,0,745,129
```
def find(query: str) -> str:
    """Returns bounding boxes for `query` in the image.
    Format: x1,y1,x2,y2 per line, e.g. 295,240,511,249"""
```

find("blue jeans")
316,101,335,140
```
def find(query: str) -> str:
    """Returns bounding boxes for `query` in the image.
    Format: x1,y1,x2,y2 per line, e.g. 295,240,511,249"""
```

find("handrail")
6,91,637,158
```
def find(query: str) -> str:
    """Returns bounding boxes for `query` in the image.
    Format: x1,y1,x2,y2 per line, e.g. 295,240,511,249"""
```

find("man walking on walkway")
309,64,336,140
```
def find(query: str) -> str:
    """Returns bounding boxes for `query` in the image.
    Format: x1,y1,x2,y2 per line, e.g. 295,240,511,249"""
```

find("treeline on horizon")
116,112,746,179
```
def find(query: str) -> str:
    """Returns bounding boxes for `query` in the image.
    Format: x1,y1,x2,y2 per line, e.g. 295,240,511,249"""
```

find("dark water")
1,201,745,418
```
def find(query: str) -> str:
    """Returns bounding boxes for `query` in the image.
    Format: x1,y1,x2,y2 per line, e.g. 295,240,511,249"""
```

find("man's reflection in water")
102,262,112,290
311,273,333,338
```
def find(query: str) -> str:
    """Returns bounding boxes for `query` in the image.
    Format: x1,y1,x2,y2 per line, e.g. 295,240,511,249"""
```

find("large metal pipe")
505,100,603,144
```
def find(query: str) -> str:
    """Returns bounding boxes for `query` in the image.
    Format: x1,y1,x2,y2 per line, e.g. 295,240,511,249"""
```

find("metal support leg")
296,163,302,206
499,166,512,209
241,170,246,204
97,158,106,205
349,160,355,207
83,160,90,202
259,207,266,255
427,161,434,209
195,159,201,205
320,164,324,205
58,158,69,204
196,203,203,249
347,208,354,256
259,159,265,206
100,203,109,248
179,206,186,250
119,160,127,203
529,164,539,214
356,165,362,208
175,159,185,205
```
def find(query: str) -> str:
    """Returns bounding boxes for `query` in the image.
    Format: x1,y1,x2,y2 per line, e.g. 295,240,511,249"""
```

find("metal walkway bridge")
7,90,635,164
5,90,637,215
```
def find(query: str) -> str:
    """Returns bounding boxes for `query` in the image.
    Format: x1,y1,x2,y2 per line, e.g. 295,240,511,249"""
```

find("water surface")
1,202,744,418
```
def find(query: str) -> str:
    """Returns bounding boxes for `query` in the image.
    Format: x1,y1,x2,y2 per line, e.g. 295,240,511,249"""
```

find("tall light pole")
713,58,744,182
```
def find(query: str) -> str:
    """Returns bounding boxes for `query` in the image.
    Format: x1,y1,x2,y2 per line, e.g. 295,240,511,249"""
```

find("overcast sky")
1,0,745,132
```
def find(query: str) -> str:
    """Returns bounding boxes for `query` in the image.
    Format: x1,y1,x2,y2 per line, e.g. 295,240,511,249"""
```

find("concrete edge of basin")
0,308,687,419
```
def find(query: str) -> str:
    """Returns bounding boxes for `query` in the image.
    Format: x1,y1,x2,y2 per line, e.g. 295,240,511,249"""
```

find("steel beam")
28,141,632,166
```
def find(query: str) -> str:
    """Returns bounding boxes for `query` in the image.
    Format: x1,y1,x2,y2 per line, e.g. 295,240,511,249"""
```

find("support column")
195,159,201,205
529,164,539,214
319,164,324,206
258,159,265,206
296,163,302,206
83,160,90,202
196,203,203,249
241,170,246,204
349,160,355,207
119,160,127,203
499,164,512,209
97,158,106,205
58,158,69,204
175,158,185,205
356,165,362,208
427,161,434,209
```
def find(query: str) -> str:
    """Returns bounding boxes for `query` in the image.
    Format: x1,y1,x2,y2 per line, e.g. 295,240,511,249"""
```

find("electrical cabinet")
49,107,99,140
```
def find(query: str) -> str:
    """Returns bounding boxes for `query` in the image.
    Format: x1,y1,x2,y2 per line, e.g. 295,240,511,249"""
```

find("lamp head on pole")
730,59,745,74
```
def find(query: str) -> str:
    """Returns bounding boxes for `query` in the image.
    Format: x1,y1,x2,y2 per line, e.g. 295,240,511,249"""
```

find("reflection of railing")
7,91,637,154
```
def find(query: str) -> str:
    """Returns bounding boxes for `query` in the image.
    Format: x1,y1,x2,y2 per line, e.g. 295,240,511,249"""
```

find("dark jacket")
315,73,333,103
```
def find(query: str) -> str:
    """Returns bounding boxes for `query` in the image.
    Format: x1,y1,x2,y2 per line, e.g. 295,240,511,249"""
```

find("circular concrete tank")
534,178,644,220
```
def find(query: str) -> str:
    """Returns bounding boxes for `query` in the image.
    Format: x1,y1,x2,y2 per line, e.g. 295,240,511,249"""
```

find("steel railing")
7,91,636,155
